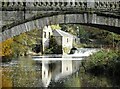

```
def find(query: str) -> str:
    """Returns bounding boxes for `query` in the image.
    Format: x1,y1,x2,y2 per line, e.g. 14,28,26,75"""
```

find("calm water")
1,48,120,88
2,56,82,87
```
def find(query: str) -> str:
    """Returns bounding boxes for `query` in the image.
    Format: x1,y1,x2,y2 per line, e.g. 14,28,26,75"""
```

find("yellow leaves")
2,68,13,88
0,38,13,56
51,24,61,30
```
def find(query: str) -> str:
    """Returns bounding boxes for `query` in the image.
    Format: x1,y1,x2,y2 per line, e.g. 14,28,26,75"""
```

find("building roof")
52,29,74,37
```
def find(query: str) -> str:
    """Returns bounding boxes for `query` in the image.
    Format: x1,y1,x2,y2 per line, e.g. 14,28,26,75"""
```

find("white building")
42,26,79,54
42,26,53,52
52,29,75,54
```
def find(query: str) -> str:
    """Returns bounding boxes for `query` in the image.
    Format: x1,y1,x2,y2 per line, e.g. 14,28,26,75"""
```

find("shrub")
81,49,120,76
63,47,71,54
44,36,62,54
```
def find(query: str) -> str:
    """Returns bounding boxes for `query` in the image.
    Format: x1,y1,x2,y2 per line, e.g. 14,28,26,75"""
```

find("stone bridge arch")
1,11,120,42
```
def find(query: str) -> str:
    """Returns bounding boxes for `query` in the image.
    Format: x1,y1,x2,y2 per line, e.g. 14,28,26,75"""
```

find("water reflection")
61,72,116,87
49,70,120,88
2,57,38,87
2,55,120,88
2,56,81,87
41,59,81,87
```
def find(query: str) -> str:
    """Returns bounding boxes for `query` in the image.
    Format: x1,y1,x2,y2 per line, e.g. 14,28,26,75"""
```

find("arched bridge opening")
1,11,120,42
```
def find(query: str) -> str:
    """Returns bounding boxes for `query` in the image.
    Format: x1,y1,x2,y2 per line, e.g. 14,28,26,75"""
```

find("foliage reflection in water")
2,56,120,88
50,72,115,88
2,57,42,87
2,56,81,87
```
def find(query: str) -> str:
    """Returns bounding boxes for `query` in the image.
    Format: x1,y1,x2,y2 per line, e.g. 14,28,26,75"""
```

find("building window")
66,67,68,71
49,32,51,38
75,38,76,43
67,38,69,43
44,32,46,38
44,71,45,77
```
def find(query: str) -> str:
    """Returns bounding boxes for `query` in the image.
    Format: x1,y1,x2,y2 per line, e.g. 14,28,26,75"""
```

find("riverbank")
50,69,120,87
80,49,120,77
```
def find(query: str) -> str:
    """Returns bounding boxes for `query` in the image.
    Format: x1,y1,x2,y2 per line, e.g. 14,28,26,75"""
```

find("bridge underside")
77,23,120,34
1,11,120,42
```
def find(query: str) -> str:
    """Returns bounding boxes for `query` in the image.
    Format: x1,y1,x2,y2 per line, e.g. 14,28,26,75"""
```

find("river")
1,48,120,88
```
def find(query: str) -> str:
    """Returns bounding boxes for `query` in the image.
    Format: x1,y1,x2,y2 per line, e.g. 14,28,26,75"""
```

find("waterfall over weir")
32,48,100,61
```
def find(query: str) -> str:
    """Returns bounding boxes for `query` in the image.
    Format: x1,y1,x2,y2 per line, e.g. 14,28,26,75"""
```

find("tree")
44,36,62,54
61,24,78,35
0,29,42,62
11,29,40,57
51,24,61,30
0,38,13,57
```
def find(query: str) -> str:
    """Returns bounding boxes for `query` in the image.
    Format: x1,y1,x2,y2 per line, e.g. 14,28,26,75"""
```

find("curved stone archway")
1,11,120,42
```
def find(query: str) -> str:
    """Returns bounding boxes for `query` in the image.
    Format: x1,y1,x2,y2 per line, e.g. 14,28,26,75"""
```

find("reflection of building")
61,60,73,74
41,59,81,87
61,60,80,74
56,60,80,79
42,60,52,87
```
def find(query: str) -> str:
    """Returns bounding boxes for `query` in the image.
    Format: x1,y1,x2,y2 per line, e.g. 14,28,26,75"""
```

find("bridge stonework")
1,0,120,10
0,0,120,42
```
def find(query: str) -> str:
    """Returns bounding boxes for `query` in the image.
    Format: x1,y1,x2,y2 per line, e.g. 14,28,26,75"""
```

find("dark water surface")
1,56,120,88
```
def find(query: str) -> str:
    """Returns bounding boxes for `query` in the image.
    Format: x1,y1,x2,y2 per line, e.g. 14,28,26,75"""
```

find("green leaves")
51,24,61,30
11,29,41,57
82,49,120,76
44,36,62,54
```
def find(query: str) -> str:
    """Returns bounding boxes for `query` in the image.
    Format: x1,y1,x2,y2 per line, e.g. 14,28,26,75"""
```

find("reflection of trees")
64,73,81,87
2,68,13,87
64,72,117,87
11,57,42,87
79,73,112,87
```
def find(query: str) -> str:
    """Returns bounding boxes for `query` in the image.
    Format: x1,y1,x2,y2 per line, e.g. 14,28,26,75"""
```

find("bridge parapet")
1,0,119,27
1,0,120,11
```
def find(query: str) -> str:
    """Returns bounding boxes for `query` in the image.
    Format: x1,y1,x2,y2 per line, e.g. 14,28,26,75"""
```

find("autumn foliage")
0,38,13,57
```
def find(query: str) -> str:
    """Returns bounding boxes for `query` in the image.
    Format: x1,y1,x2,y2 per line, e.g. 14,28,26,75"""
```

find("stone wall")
1,12,120,42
